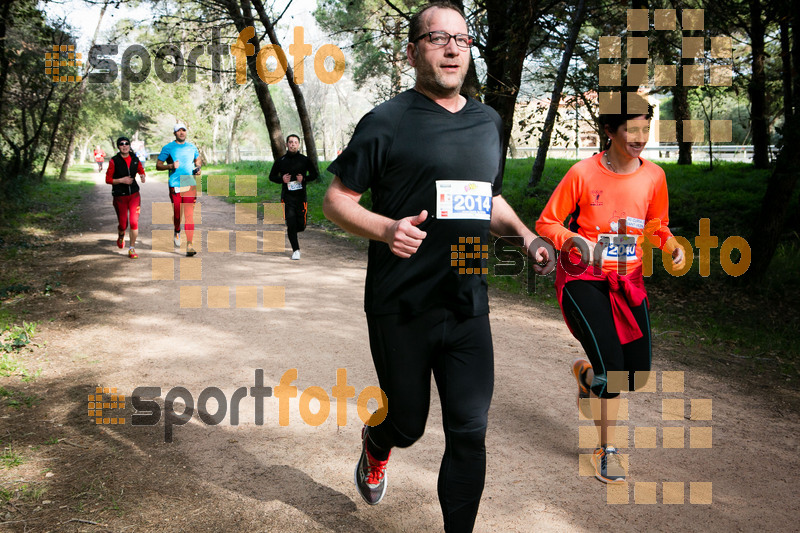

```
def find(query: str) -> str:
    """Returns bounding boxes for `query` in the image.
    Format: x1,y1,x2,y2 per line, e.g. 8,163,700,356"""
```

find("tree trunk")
743,0,800,282
78,136,93,164
675,6,693,165
627,0,648,81
391,18,405,97
708,139,713,171
779,13,792,122
223,0,284,161
528,0,586,187
226,104,242,164
211,117,219,164
462,56,481,100
321,119,328,161
58,1,107,181
673,81,692,165
794,0,800,116
483,1,541,163
450,0,480,99
6,81,58,179
58,133,76,180
39,95,70,181
288,80,318,166
0,1,12,123
749,0,769,168
744,114,800,282
252,81,284,161
252,0,319,172
707,92,715,171
55,102,83,180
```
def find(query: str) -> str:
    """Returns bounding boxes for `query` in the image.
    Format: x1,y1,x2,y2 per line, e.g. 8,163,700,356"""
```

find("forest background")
1,0,799,381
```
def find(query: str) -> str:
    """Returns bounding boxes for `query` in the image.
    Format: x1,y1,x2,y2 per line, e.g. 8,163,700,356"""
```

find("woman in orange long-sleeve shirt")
536,92,685,484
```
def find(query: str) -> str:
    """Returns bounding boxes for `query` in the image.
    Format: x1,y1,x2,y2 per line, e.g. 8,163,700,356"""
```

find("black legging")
284,198,306,252
366,309,494,533
561,280,651,398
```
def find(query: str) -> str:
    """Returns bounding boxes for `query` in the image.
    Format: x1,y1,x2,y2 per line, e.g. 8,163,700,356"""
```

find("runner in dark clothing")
268,134,318,260
323,3,552,531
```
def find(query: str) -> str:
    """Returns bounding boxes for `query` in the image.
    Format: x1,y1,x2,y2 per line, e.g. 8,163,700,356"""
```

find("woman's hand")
565,235,601,268
672,245,686,270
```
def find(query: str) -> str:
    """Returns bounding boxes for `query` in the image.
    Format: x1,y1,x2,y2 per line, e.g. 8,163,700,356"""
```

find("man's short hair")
408,2,467,43
286,134,301,144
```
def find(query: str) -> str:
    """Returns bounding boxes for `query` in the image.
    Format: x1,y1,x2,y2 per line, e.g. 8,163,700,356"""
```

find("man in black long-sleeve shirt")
268,134,318,259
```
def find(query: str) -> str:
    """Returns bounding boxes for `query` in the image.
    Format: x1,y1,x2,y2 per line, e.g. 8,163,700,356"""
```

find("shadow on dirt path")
1,172,798,532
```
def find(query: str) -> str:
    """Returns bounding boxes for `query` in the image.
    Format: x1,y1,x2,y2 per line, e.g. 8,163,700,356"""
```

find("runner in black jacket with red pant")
106,136,146,258
268,134,318,260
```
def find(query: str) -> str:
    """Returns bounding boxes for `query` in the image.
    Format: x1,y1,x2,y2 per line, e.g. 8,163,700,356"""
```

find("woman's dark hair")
598,91,654,134
116,136,131,147
408,2,466,43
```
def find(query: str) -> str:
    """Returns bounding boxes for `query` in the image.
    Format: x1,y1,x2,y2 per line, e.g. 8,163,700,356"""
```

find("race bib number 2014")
436,181,492,221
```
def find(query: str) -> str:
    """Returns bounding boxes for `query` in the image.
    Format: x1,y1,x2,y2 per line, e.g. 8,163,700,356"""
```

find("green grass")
502,158,775,239
1,321,38,379
505,158,800,378
0,352,21,377
200,158,799,377
7,160,794,381
1,321,36,350
0,169,94,293
6,393,41,409
201,161,336,232
0,167,92,384
1,173,94,233
0,386,40,409
21,484,47,501
1,446,24,469
0,483,46,503
0,308,15,330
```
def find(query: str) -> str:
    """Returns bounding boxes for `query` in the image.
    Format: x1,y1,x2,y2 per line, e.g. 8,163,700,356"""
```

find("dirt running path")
3,173,798,532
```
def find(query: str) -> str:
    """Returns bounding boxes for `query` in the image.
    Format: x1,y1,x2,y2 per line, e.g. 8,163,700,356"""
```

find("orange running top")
535,152,677,275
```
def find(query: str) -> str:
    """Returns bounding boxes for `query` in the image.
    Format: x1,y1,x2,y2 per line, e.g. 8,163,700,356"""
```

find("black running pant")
366,309,494,533
283,198,307,252
561,280,651,398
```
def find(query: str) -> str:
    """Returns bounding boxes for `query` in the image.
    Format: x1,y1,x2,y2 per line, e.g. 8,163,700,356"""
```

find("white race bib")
626,216,645,230
436,181,492,220
287,181,303,191
598,234,637,262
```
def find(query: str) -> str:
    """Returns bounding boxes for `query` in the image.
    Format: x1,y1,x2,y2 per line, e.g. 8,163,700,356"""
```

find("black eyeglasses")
411,31,473,49
118,142,130,146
